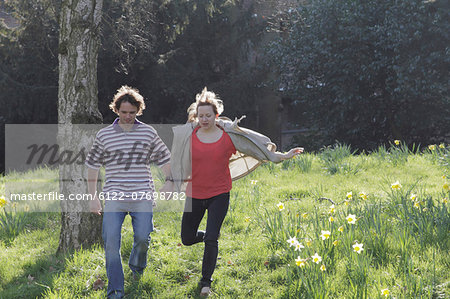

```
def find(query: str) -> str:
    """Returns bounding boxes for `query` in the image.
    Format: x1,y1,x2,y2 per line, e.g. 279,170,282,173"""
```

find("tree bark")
57,0,103,253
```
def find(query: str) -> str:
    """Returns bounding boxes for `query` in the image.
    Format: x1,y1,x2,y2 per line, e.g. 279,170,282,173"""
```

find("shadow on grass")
0,212,105,298
0,250,68,298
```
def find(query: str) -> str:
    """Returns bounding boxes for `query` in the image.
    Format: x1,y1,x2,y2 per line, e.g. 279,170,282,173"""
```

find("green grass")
0,147,449,298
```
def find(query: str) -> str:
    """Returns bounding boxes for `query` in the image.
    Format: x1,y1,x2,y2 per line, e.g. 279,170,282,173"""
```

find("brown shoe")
200,286,211,297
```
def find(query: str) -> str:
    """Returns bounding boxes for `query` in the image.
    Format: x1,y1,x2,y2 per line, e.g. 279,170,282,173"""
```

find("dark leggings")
181,192,230,287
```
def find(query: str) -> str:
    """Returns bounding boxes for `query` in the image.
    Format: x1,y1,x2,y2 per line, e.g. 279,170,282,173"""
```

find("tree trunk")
57,0,103,253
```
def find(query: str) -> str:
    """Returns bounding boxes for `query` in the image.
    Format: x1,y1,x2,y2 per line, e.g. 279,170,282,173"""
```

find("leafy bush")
270,0,450,149
0,200,27,244
318,143,359,174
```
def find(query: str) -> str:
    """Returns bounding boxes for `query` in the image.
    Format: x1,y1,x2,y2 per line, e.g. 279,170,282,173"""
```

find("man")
86,86,172,299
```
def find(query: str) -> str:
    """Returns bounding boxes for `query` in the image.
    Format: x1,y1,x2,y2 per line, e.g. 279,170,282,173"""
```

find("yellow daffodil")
352,242,364,254
359,191,368,200
428,144,436,150
305,238,312,247
320,264,326,272
295,256,307,268
296,212,300,217
320,230,331,240
443,182,449,191
439,143,445,149
442,198,448,204
346,192,353,199
346,214,357,224
328,216,334,222
394,140,400,145
301,212,308,219
410,193,417,201
311,253,322,264
413,202,420,209
250,180,258,185
328,204,335,214
332,240,339,246
277,202,285,211
338,226,344,233
244,217,251,223
391,181,402,190
0,196,6,208
344,199,350,206
381,288,390,297
287,236,298,247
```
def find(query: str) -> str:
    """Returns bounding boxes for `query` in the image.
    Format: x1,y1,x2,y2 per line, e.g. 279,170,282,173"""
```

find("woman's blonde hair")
187,87,224,122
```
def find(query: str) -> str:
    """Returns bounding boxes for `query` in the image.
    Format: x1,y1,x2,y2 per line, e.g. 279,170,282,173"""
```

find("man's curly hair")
109,85,146,116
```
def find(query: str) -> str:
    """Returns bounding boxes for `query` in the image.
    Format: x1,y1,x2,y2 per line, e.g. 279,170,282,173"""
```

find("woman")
168,88,303,296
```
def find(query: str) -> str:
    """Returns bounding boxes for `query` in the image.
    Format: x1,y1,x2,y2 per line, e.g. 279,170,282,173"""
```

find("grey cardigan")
170,116,283,192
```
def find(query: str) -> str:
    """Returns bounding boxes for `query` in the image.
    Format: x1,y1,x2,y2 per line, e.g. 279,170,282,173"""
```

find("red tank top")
187,127,236,199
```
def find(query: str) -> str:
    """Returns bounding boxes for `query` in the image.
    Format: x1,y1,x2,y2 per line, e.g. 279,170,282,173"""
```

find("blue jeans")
102,202,154,298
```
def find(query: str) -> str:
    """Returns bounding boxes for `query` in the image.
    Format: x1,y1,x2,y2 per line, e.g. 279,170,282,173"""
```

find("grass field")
0,143,449,298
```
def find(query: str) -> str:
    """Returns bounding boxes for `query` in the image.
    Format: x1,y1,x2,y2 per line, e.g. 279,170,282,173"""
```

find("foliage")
281,153,314,172
0,0,60,173
372,140,419,166
1,0,268,125
0,0,272,172
0,0,60,124
0,201,26,245
97,0,270,125
318,143,360,174
424,143,450,174
269,0,450,149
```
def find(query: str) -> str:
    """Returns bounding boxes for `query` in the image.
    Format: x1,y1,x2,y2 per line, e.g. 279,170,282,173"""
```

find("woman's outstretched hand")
283,147,304,160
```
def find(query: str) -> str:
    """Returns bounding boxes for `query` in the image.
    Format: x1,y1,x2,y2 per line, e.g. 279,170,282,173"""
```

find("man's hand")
159,163,174,199
87,168,101,214
89,196,102,215
159,181,174,200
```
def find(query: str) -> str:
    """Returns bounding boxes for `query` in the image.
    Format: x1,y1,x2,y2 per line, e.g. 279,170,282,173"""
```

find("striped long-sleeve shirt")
85,118,171,200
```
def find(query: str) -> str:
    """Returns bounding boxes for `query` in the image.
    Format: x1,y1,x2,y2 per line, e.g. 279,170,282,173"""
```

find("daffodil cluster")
287,236,305,252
